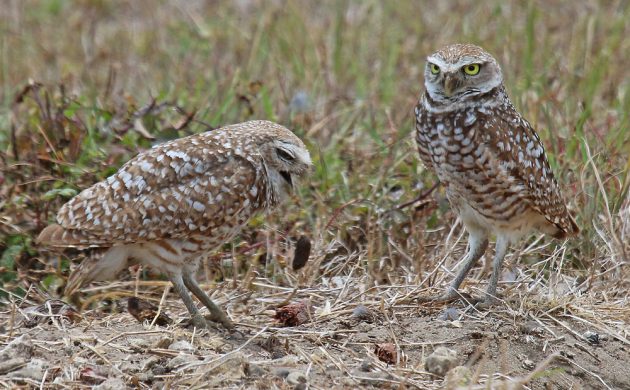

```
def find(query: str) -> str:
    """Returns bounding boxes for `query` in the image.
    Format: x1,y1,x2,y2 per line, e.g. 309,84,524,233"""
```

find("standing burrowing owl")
414,44,579,305
38,120,312,329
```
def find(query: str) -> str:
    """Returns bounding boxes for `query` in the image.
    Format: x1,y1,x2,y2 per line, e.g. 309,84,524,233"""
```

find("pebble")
274,367,291,378
0,358,27,375
286,371,307,385
583,331,600,345
168,340,195,353
154,336,173,349
94,378,126,390
359,358,373,372
352,305,373,322
438,307,460,321
7,358,47,382
425,347,458,377
0,335,33,360
445,366,472,387
166,354,197,370
522,359,535,370
246,363,267,378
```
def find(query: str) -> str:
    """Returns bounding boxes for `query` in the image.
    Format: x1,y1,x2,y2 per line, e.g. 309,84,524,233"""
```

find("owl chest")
417,110,483,183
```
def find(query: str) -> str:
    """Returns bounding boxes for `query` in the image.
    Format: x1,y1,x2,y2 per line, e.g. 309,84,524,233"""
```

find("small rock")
274,367,291,378
204,352,247,377
136,372,155,383
352,305,373,322
341,376,360,386
522,359,535,370
520,320,544,335
583,331,600,345
359,358,373,372
0,358,27,375
94,377,126,390
141,356,161,372
425,347,458,377
286,371,307,385
8,358,47,381
0,335,33,360
348,370,394,385
166,354,197,370
169,340,195,353
445,366,472,387
438,307,460,321
154,336,173,349
246,363,267,378
128,338,150,350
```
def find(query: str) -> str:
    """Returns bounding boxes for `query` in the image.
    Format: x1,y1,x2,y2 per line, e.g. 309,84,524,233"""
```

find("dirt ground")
1,282,628,390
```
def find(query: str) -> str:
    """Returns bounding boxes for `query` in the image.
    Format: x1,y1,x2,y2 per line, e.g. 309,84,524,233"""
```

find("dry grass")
1,0,629,388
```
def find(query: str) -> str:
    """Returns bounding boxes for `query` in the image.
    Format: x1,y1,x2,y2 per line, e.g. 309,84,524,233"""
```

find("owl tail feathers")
37,224,95,247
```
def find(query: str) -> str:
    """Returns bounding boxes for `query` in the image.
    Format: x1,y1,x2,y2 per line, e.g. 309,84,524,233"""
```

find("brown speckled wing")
479,106,578,237
55,131,266,245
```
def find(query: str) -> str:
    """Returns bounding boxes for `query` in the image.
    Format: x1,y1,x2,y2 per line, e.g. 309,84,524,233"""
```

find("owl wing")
480,107,578,237
414,100,437,172
46,133,265,246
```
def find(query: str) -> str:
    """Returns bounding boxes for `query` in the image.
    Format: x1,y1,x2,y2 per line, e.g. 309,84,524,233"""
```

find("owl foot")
189,313,210,329
205,310,235,330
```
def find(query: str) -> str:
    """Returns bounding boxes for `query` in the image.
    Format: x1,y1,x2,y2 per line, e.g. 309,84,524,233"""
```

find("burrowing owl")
415,44,579,305
38,120,312,328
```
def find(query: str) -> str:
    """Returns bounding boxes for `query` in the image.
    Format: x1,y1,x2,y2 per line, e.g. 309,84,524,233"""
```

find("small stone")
352,305,373,322
522,359,535,370
438,307,460,321
168,340,195,352
359,358,373,372
154,336,173,349
0,335,33,360
141,356,161,372
0,358,27,375
128,338,150,350
583,331,600,345
166,354,197,370
246,363,267,378
520,320,543,335
8,358,47,381
204,352,247,377
286,371,307,385
445,366,472,387
425,347,458,377
94,377,126,390
274,367,291,378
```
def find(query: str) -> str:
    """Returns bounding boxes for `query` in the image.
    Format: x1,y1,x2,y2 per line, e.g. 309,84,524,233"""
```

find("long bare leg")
169,274,207,329
437,229,489,301
484,235,509,305
182,271,234,329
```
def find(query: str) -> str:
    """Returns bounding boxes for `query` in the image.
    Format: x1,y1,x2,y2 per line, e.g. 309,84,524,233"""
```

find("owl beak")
280,171,293,189
443,74,459,97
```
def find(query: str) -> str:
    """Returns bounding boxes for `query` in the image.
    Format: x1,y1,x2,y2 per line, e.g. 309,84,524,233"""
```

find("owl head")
256,122,312,202
424,43,503,104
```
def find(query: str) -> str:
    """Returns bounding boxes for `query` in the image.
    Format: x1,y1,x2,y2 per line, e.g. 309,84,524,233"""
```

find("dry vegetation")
1,1,629,389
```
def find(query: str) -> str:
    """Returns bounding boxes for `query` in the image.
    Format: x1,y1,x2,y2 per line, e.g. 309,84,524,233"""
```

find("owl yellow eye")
429,63,440,74
463,64,481,75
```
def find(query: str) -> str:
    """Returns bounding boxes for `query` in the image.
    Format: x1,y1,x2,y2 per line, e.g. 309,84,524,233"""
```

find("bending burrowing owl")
38,120,312,328
414,44,579,304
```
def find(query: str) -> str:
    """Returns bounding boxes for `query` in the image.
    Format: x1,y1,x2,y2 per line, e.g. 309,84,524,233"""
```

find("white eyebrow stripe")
427,56,485,72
